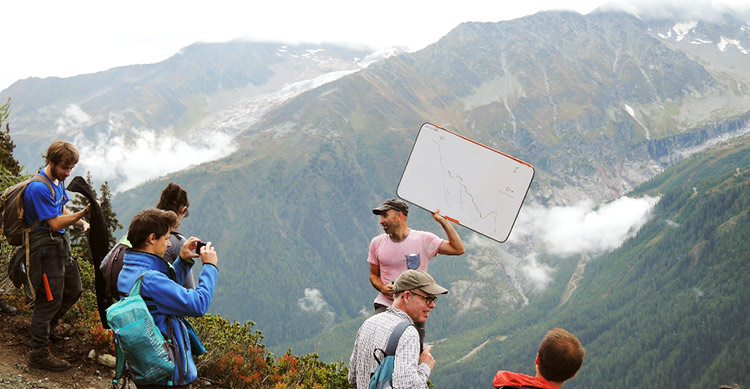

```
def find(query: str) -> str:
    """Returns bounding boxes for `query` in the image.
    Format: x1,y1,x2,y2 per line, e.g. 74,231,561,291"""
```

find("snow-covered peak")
356,47,404,68
717,36,749,54
658,21,698,41
655,20,749,55
672,21,698,41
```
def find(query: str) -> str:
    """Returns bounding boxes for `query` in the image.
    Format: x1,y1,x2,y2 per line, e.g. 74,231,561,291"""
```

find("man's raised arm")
432,209,465,256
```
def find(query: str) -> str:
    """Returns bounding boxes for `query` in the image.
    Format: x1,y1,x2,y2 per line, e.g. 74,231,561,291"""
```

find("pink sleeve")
425,232,443,258
367,237,379,265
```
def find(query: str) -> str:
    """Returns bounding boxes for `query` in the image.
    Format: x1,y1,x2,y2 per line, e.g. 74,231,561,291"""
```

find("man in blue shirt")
23,141,90,371
118,208,218,388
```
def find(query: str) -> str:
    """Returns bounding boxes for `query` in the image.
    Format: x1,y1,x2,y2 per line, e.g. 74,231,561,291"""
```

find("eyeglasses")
409,291,437,305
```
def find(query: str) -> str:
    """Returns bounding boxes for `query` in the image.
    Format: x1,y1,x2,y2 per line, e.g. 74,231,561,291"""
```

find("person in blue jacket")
118,208,218,388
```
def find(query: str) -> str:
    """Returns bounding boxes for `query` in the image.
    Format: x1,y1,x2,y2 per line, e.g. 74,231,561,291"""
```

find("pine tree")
0,97,22,179
68,172,122,256
0,99,21,177
99,180,123,247
0,98,24,280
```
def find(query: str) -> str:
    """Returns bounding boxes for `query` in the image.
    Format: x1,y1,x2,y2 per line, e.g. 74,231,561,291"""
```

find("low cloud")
298,288,329,313
520,254,553,292
513,195,660,256
56,104,92,134
462,195,659,294
59,69,358,193
600,0,750,22
298,288,335,326
75,126,236,192
464,233,503,251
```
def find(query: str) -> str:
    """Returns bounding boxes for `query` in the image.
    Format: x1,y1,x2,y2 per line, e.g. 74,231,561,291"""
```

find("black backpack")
101,239,131,302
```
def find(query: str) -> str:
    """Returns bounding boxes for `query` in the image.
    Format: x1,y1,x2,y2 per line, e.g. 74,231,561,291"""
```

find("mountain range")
2,6,749,387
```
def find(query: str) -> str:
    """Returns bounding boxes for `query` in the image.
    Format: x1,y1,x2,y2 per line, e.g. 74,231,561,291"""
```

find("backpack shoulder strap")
16,173,55,221
385,321,412,356
21,174,56,230
125,273,148,297
33,173,55,195
27,173,56,201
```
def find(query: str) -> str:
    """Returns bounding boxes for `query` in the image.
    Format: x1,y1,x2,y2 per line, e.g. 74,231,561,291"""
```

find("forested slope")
433,135,750,388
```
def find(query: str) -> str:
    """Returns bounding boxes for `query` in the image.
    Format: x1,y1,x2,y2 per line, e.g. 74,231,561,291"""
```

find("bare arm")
47,205,89,232
432,209,465,255
369,263,393,298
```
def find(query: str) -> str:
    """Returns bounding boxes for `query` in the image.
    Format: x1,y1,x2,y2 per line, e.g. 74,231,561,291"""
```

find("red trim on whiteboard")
444,216,460,224
433,124,534,168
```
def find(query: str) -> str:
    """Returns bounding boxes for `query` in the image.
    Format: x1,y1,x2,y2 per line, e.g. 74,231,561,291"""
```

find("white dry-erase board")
397,123,534,243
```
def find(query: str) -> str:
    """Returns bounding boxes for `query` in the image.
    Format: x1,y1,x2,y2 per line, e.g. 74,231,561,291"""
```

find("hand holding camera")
194,241,207,254
194,240,218,267
180,237,218,267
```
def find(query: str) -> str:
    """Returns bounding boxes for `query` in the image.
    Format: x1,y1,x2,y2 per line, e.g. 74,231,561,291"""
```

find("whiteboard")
397,123,534,243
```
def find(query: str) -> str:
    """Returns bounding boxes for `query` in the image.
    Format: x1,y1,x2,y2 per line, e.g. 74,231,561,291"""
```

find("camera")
194,241,207,254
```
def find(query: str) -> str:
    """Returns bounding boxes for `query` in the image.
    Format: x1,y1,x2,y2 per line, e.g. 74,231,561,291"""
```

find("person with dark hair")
368,198,464,348
493,328,586,389
156,182,195,289
118,208,218,388
22,140,90,371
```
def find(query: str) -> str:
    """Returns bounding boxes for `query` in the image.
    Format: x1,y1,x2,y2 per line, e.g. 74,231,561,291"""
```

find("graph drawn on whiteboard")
397,123,534,243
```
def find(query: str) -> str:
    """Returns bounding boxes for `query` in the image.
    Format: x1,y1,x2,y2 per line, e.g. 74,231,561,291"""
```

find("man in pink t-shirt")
368,198,465,347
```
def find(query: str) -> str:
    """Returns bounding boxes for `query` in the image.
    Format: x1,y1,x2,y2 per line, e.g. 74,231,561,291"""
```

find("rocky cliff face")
427,11,750,206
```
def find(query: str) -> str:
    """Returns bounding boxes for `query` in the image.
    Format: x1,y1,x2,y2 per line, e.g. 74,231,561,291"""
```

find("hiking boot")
29,346,71,371
0,299,17,315
49,324,72,342
49,331,64,342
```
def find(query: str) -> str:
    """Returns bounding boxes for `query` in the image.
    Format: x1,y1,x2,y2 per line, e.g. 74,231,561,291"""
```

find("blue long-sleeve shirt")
118,249,218,386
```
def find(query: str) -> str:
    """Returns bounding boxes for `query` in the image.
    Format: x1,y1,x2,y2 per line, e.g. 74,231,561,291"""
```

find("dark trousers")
29,246,82,349
374,303,426,351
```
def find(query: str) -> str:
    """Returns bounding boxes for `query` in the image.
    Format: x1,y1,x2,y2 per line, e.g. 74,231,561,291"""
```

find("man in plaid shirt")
349,270,448,388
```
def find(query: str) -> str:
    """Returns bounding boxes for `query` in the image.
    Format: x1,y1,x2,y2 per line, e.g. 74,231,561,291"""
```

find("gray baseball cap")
394,270,448,295
372,198,409,216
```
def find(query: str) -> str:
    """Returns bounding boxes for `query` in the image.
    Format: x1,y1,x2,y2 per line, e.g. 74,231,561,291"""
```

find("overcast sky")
3,0,748,91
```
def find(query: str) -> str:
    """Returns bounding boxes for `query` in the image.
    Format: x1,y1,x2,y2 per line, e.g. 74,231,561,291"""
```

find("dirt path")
0,313,112,389
450,335,508,366
561,254,590,305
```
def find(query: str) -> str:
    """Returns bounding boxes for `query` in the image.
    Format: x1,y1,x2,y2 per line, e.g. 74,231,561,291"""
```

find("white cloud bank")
513,195,660,255
75,127,237,192
67,66,360,193
464,195,660,293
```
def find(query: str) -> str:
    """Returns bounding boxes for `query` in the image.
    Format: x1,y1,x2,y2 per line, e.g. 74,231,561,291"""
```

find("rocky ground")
0,313,113,388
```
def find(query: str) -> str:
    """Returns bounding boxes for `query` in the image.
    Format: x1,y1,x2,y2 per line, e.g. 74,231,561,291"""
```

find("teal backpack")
106,273,175,387
369,321,413,389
